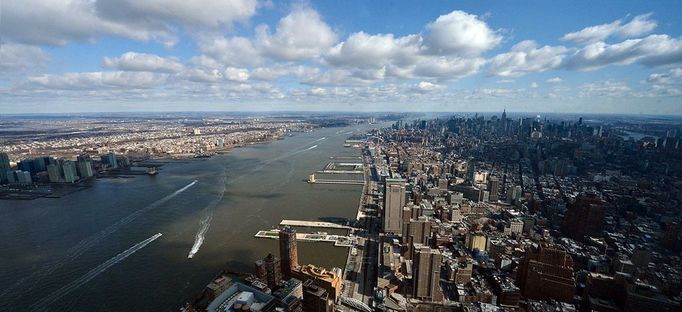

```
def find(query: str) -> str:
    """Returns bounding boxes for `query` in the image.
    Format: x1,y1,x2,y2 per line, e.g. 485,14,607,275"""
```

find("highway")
340,145,380,311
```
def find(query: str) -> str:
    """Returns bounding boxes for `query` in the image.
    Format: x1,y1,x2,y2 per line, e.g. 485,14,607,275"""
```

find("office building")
6,170,32,184
412,245,442,302
255,259,267,282
102,152,118,168
291,264,342,301
466,159,475,183
76,155,94,178
0,153,10,184
517,245,575,303
62,160,79,183
279,226,298,280
302,280,333,312
47,163,62,183
407,217,431,245
384,178,406,235
263,253,282,289
466,233,487,252
488,176,499,202
562,195,606,241
205,282,277,312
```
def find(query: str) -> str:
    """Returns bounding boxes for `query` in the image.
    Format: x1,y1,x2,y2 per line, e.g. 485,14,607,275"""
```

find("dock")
254,230,356,247
316,170,363,174
280,219,353,229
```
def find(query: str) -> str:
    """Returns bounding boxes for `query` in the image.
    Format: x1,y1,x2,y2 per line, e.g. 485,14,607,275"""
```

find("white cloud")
562,14,657,44
530,82,539,88
423,11,502,56
256,7,338,61
27,71,167,90
103,52,183,73
488,40,567,77
412,57,485,80
250,65,319,80
180,68,224,83
412,81,446,93
97,0,258,28
197,36,263,67
1,0,258,46
326,32,421,69
580,80,631,96
646,68,682,84
546,77,563,83
0,43,49,73
223,67,250,82
565,34,682,70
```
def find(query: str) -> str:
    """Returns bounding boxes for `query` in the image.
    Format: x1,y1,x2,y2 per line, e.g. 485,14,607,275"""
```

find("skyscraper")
77,155,94,178
517,245,575,303
0,153,10,184
263,253,282,289
383,178,406,235
47,163,62,183
279,226,298,279
62,160,79,183
102,152,118,168
562,195,606,241
254,259,267,282
412,245,443,302
407,216,431,245
488,176,499,202
466,159,475,183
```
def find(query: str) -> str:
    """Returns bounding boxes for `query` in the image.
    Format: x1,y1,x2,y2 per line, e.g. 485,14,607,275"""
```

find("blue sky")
1,0,681,114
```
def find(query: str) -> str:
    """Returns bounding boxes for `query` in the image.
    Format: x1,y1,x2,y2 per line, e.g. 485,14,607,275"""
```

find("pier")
279,219,353,229
316,170,363,174
254,230,357,247
307,173,364,185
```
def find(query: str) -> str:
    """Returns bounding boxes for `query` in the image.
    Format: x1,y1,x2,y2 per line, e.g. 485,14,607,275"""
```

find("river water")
0,124,375,311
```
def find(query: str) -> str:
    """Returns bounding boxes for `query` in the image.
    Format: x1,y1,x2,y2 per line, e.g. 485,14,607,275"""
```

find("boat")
147,167,159,175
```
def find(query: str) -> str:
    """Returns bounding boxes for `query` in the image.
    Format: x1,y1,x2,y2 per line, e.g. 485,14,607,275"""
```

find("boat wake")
29,233,163,310
306,144,318,151
188,176,226,259
0,180,197,301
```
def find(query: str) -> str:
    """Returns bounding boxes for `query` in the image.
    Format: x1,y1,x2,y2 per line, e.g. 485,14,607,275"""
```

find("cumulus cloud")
1,0,258,46
256,7,338,61
324,10,498,81
96,0,258,29
250,65,320,80
564,34,682,70
488,41,567,77
197,36,263,67
0,43,49,73
412,81,446,93
423,11,502,56
562,14,657,44
546,77,563,83
646,68,682,84
103,52,183,73
412,57,485,80
326,32,421,69
223,67,250,82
